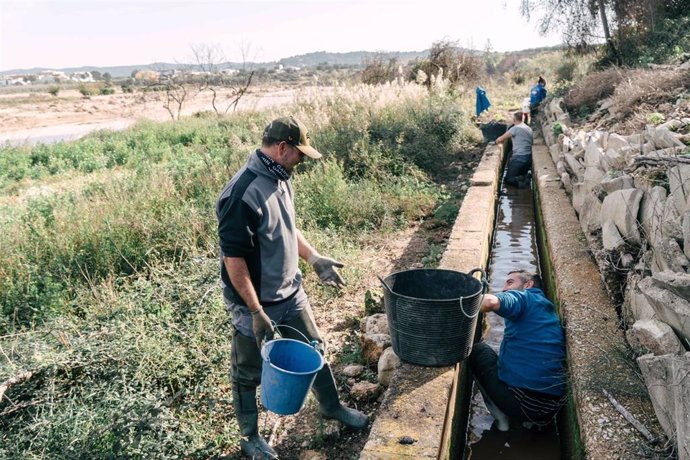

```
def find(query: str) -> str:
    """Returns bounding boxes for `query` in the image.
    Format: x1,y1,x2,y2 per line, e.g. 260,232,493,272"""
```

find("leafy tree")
103,72,112,84
91,70,102,80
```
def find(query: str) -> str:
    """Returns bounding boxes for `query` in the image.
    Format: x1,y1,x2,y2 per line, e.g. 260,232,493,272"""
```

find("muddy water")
463,176,561,459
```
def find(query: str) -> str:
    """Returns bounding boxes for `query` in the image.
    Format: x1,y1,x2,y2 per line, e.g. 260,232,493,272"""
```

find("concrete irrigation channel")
360,128,662,458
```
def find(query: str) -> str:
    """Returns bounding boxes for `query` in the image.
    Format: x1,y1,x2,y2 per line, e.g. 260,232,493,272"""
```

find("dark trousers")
231,304,340,408
469,342,562,423
468,342,526,419
505,153,532,186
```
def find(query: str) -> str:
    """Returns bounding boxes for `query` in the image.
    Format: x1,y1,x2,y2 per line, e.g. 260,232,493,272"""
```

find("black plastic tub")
379,268,486,367
479,122,507,143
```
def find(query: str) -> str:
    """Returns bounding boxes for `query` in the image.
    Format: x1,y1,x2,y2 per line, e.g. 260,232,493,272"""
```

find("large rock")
350,381,383,401
626,319,684,356
564,153,585,182
651,270,690,301
637,353,690,459
646,125,686,149
362,313,390,335
361,333,392,364
606,133,630,151
624,133,642,146
556,160,567,176
602,146,629,171
638,276,690,343
602,219,625,250
600,189,644,245
669,165,690,214
585,142,605,169
587,130,609,149
549,144,561,164
663,196,685,242
561,135,576,154
651,239,690,274
580,192,603,234
639,186,668,249
600,173,634,193
583,166,605,194
623,273,657,324
377,347,401,386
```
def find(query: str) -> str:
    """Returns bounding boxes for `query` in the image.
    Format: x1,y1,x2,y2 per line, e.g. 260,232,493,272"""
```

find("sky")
0,0,562,71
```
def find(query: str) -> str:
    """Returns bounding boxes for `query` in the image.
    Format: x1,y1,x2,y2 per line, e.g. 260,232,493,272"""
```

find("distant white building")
70,72,94,82
2,75,30,85
37,70,68,83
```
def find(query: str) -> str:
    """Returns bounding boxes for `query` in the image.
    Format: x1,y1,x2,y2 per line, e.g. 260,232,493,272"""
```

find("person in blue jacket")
468,269,566,432
529,76,547,117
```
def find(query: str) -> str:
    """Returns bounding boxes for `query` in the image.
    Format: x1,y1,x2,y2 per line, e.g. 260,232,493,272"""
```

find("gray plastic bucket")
379,268,486,367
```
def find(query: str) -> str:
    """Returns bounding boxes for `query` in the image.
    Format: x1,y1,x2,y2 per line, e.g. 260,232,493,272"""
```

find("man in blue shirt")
529,76,547,117
468,269,566,431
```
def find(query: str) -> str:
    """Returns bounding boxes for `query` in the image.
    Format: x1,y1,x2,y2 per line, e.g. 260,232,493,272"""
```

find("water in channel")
463,171,561,459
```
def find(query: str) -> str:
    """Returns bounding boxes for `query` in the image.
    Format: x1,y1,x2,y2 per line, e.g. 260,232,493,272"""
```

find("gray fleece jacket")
216,150,302,306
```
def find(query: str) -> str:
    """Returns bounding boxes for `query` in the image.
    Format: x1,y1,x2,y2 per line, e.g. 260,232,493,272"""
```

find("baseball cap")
263,116,322,159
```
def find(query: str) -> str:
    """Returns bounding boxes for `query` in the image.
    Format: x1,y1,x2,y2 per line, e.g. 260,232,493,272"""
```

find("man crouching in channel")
468,270,566,432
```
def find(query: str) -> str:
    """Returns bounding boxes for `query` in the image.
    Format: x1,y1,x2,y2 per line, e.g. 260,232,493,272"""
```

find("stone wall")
540,99,690,459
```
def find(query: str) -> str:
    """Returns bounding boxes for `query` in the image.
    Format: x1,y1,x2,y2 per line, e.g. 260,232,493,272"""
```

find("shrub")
48,86,60,96
646,112,665,125
555,59,577,82
120,85,133,93
361,55,399,85
410,40,483,87
99,87,115,95
78,84,96,97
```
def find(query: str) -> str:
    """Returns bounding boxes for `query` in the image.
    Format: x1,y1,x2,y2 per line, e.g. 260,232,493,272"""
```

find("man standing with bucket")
216,116,368,459
468,270,566,431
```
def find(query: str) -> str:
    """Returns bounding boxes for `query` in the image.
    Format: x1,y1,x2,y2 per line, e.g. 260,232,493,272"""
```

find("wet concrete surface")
463,175,561,459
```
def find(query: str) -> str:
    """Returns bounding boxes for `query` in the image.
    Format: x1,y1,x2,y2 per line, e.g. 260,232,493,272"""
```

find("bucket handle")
459,268,489,319
270,321,319,349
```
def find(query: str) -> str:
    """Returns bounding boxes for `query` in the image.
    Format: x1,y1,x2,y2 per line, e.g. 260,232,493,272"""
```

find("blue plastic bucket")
260,338,325,415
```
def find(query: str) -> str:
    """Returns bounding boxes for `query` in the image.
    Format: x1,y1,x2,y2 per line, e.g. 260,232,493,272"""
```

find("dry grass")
609,68,690,119
564,67,627,112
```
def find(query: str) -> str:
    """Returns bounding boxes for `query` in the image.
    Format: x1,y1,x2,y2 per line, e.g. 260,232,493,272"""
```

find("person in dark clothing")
468,270,566,432
216,116,367,459
529,76,547,119
496,112,534,187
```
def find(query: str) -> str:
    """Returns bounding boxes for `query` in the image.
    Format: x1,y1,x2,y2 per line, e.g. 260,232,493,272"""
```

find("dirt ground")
0,85,297,142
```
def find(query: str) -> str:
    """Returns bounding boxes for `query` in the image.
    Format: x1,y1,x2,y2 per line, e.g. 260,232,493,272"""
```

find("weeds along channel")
0,83,482,458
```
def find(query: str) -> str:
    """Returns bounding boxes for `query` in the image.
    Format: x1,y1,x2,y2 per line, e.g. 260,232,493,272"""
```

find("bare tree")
190,43,255,115
150,63,194,121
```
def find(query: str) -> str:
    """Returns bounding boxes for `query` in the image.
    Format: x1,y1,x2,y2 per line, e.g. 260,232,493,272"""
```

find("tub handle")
377,274,393,293
460,267,488,318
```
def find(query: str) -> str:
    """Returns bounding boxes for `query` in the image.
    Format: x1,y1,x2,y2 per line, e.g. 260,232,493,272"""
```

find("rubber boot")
312,371,368,430
475,380,510,432
233,388,278,459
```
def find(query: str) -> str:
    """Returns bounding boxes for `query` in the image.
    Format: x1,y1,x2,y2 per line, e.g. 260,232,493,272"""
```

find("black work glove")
308,254,346,289
251,307,274,349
